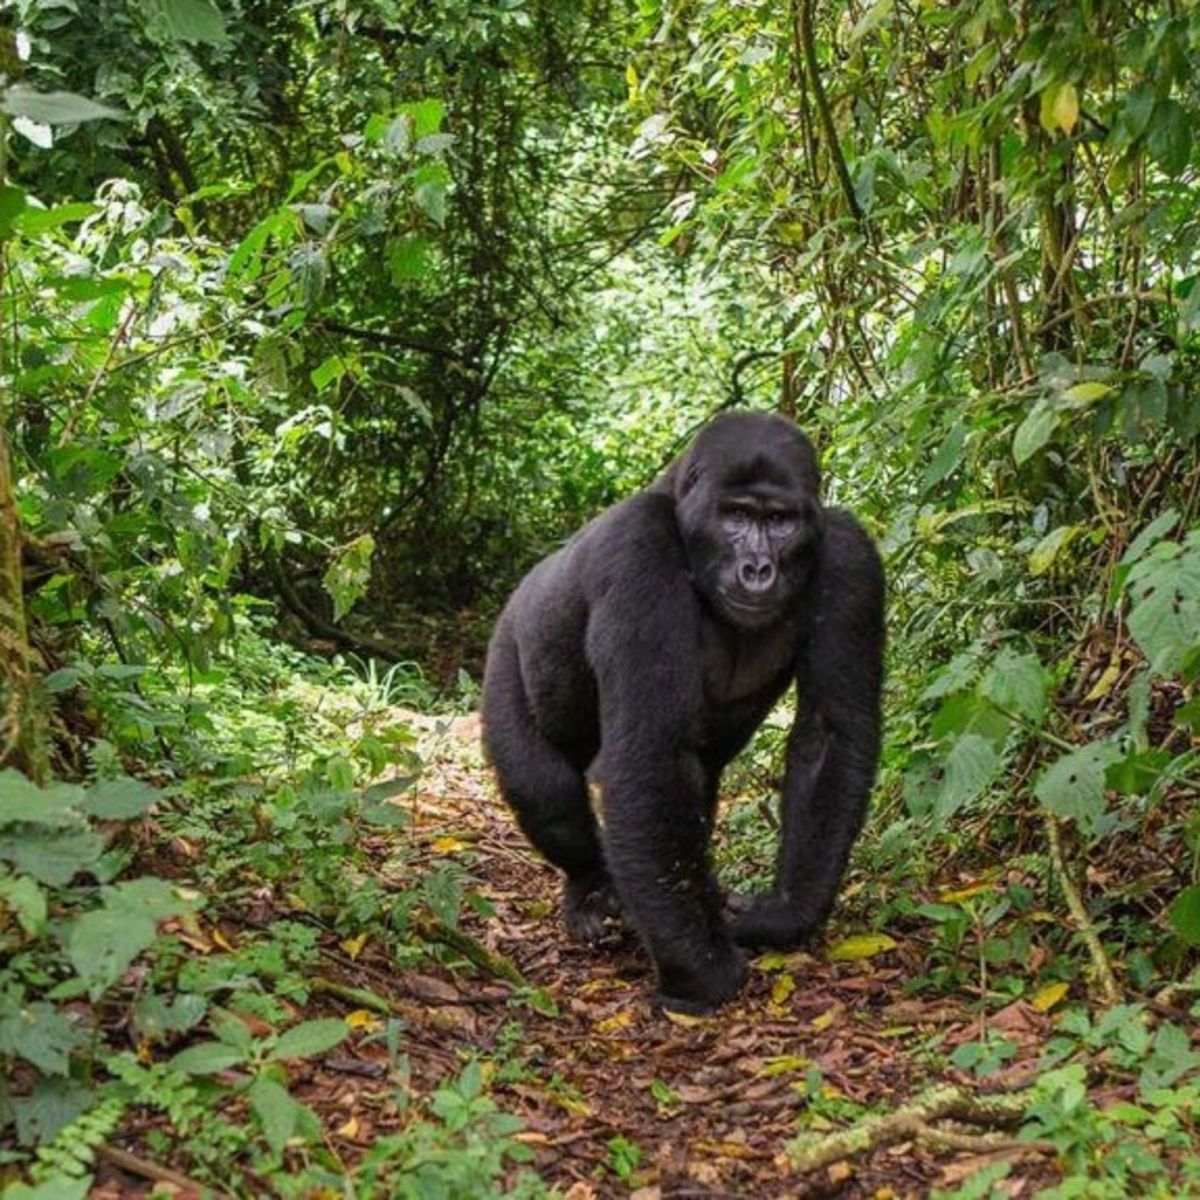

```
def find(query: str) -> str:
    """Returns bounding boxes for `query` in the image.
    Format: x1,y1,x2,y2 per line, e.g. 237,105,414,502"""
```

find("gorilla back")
482,411,884,1013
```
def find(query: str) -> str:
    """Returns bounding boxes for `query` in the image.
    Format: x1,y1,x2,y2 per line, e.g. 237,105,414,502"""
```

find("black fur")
482,412,884,1012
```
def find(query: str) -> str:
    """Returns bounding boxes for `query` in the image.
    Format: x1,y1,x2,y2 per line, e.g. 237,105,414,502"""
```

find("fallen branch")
97,1143,229,1198
413,913,528,987
1046,814,1121,1005
788,1084,1031,1174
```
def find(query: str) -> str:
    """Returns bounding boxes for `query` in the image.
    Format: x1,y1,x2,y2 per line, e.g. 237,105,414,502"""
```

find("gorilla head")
673,412,824,631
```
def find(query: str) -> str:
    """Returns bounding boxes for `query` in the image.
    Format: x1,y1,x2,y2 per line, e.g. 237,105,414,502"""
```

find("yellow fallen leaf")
770,973,796,1007
664,1009,711,1028
758,1055,810,1077
340,932,368,959
596,1009,635,1035
431,836,467,854
938,881,992,903
346,1009,381,1030
826,933,897,961
811,1003,843,1031
336,1115,360,1139
828,1161,854,1184
211,927,235,951
1084,659,1122,702
754,949,814,972
1031,981,1070,1012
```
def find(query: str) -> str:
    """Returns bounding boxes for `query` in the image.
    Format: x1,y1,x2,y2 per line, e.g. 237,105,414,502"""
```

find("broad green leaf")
249,1076,302,1152
0,770,83,826
402,98,445,138
1034,742,1121,833
1062,381,1111,404
1168,885,1200,947
387,236,431,283
0,184,27,237
1013,399,1058,465
1,1171,90,1200
0,1002,87,1075
0,828,106,885
82,776,160,820
16,202,99,237
170,1041,248,1074
323,534,375,621
1,86,124,124
934,733,1000,823
982,650,1047,722
310,355,346,392
145,0,227,43
269,1018,348,1061
0,873,47,935
1126,540,1200,674
1029,525,1078,576
67,907,157,997
1121,510,1179,566
1147,98,1190,176
827,933,897,961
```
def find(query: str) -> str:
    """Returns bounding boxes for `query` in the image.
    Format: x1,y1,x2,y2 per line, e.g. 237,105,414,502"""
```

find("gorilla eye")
722,508,753,533
767,513,797,537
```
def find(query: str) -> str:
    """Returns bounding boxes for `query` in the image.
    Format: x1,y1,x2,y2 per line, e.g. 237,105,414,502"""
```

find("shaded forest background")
1,1,1200,1196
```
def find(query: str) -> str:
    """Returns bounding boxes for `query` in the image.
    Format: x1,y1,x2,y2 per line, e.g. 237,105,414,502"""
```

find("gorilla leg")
482,629,620,943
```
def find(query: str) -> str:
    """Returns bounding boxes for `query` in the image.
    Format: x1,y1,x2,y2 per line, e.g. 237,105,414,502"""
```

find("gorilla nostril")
741,559,775,593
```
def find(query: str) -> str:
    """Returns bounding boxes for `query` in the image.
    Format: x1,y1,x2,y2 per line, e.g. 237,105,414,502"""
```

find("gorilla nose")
739,558,776,594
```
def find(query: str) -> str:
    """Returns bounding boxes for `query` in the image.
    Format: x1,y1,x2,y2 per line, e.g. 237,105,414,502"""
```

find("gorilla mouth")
719,592,782,625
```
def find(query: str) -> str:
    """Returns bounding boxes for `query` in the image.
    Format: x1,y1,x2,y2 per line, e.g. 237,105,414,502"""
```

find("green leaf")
67,906,157,997
1147,98,1191,176
0,828,106,885
982,650,1047,722
310,355,346,392
387,236,432,283
82,776,160,820
145,0,228,43
402,98,445,138
0,1002,87,1075
1061,381,1112,405
0,184,27,237
934,733,1000,823
1168,886,1200,946
1013,399,1058,465
1,86,124,124
0,873,48,935
16,202,99,236
1034,742,1121,833
1029,525,1078,576
269,1018,348,1061
1121,510,1179,567
0,770,83,826
1126,540,1200,674
170,1040,248,1074
1,1171,91,1199
249,1076,302,1153
322,534,375,622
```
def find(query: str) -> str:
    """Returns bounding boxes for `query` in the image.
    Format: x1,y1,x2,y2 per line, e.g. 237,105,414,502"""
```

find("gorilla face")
675,413,824,631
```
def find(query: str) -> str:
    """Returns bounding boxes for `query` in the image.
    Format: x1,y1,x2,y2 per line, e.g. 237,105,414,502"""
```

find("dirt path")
315,713,1057,1200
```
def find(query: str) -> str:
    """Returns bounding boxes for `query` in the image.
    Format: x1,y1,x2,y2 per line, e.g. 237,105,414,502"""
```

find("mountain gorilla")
482,412,884,1013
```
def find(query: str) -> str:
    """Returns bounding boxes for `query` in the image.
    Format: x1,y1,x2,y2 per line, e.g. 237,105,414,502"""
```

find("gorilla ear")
678,459,701,498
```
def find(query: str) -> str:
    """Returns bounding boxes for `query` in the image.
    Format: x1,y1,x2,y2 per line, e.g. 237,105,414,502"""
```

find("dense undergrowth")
2,0,1200,1195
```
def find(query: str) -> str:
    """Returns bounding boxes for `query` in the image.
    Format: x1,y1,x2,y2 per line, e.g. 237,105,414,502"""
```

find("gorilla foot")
658,944,748,1015
727,892,820,949
563,873,624,945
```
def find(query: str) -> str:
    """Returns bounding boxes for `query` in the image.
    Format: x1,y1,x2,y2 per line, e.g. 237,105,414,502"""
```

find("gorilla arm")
583,495,748,1012
730,508,885,948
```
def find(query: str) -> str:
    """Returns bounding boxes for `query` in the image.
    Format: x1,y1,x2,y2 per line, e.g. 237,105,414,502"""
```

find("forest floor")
271,712,1064,1200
